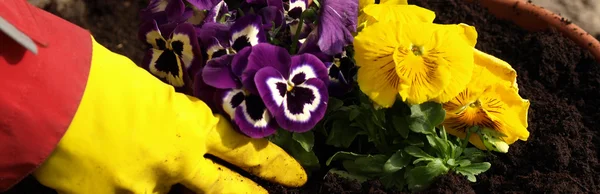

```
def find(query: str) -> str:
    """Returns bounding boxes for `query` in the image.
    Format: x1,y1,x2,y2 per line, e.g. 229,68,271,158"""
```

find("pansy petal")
231,46,253,78
197,22,231,60
298,30,333,63
138,20,166,50
241,43,291,94
171,23,202,70
217,88,246,119
187,0,221,10
166,0,186,22
186,6,207,25
288,0,307,19
235,94,278,138
290,53,330,85
259,6,285,30
204,0,229,23
254,66,288,117
230,14,267,52
318,0,358,55
276,78,328,132
193,68,219,111
202,55,241,89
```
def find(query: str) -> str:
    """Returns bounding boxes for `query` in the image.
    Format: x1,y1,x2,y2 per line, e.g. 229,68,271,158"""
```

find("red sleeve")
0,0,93,191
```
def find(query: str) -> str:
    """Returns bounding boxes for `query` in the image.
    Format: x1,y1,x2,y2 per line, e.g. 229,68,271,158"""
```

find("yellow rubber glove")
31,36,307,194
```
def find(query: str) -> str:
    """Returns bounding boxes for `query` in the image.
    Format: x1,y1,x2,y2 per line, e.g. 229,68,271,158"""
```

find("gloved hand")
31,37,307,194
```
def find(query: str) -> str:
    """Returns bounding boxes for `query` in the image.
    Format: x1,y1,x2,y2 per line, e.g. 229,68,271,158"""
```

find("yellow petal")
472,49,518,90
360,4,436,27
359,0,407,10
488,84,530,144
354,21,406,107
431,24,477,103
393,22,475,104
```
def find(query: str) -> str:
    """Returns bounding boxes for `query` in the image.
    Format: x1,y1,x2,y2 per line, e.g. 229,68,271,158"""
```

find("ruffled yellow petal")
392,23,475,104
490,84,530,144
472,49,518,90
359,4,436,28
354,21,406,107
430,24,477,103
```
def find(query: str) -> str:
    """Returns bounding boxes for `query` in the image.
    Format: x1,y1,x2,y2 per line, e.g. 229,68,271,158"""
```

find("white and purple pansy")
240,44,330,132
139,19,202,94
325,51,357,97
317,0,358,55
202,54,278,138
230,14,268,52
197,22,231,61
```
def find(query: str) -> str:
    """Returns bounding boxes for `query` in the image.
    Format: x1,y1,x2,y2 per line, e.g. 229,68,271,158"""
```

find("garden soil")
4,0,600,193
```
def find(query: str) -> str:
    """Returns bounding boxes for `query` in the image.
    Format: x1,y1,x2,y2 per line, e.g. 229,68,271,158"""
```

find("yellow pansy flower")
354,21,477,107
442,49,530,153
358,4,436,29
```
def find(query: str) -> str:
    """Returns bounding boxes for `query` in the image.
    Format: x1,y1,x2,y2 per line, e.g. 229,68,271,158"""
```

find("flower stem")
290,14,305,54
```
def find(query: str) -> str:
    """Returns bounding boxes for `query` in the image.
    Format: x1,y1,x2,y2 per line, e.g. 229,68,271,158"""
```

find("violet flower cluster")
137,0,358,138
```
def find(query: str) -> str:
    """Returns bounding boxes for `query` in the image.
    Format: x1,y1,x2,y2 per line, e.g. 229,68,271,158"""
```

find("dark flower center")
156,38,167,50
291,73,306,85
286,86,315,114
232,35,251,52
171,40,184,56
155,50,181,78
212,49,228,59
245,94,267,121
288,7,303,19
276,83,287,97
231,91,245,108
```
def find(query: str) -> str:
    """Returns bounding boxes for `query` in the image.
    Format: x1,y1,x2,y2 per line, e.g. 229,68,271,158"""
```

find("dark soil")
4,0,600,193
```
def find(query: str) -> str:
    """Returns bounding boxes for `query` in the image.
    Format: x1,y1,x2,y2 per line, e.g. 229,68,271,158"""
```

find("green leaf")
391,114,410,139
426,134,449,157
380,170,406,189
326,120,359,148
327,97,344,113
462,147,488,162
405,136,425,146
326,151,365,166
342,155,388,177
407,159,449,191
292,131,315,152
288,141,320,171
327,168,368,183
404,146,434,159
384,150,411,173
455,162,491,182
407,102,446,134
349,108,361,121
457,159,471,166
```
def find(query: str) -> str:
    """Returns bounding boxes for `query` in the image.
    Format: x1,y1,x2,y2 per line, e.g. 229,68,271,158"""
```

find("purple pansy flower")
196,14,267,61
299,30,356,97
203,0,229,23
138,19,202,94
237,43,329,132
240,0,285,30
317,0,358,55
201,54,278,138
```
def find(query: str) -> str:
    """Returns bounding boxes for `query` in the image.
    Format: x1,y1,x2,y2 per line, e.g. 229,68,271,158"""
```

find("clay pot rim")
470,0,600,62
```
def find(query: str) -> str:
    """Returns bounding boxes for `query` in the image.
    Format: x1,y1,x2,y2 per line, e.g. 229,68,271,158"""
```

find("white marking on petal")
283,84,321,122
221,89,245,119
290,64,318,84
206,43,227,60
231,25,260,46
266,77,287,106
240,103,272,128
289,0,307,12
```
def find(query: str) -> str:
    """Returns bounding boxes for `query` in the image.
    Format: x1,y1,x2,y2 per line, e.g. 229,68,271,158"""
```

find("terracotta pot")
465,0,600,62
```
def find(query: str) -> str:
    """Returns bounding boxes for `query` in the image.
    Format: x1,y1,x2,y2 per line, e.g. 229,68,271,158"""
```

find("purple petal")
197,22,231,60
230,14,267,52
140,0,167,21
217,88,246,120
290,53,330,85
298,30,333,63
187,0,221,10
287,0,307,19
318,0,358,55
239,43,291,94
138,20,166,50
234,94,278,138
184,6,204,26
204,0,229,23
258,6,284,30
202,55,241,89
275,78,328,132
166,0,185,22
231,46,253,78
254,66,288,117
170,23,202,72
193,68,220,111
